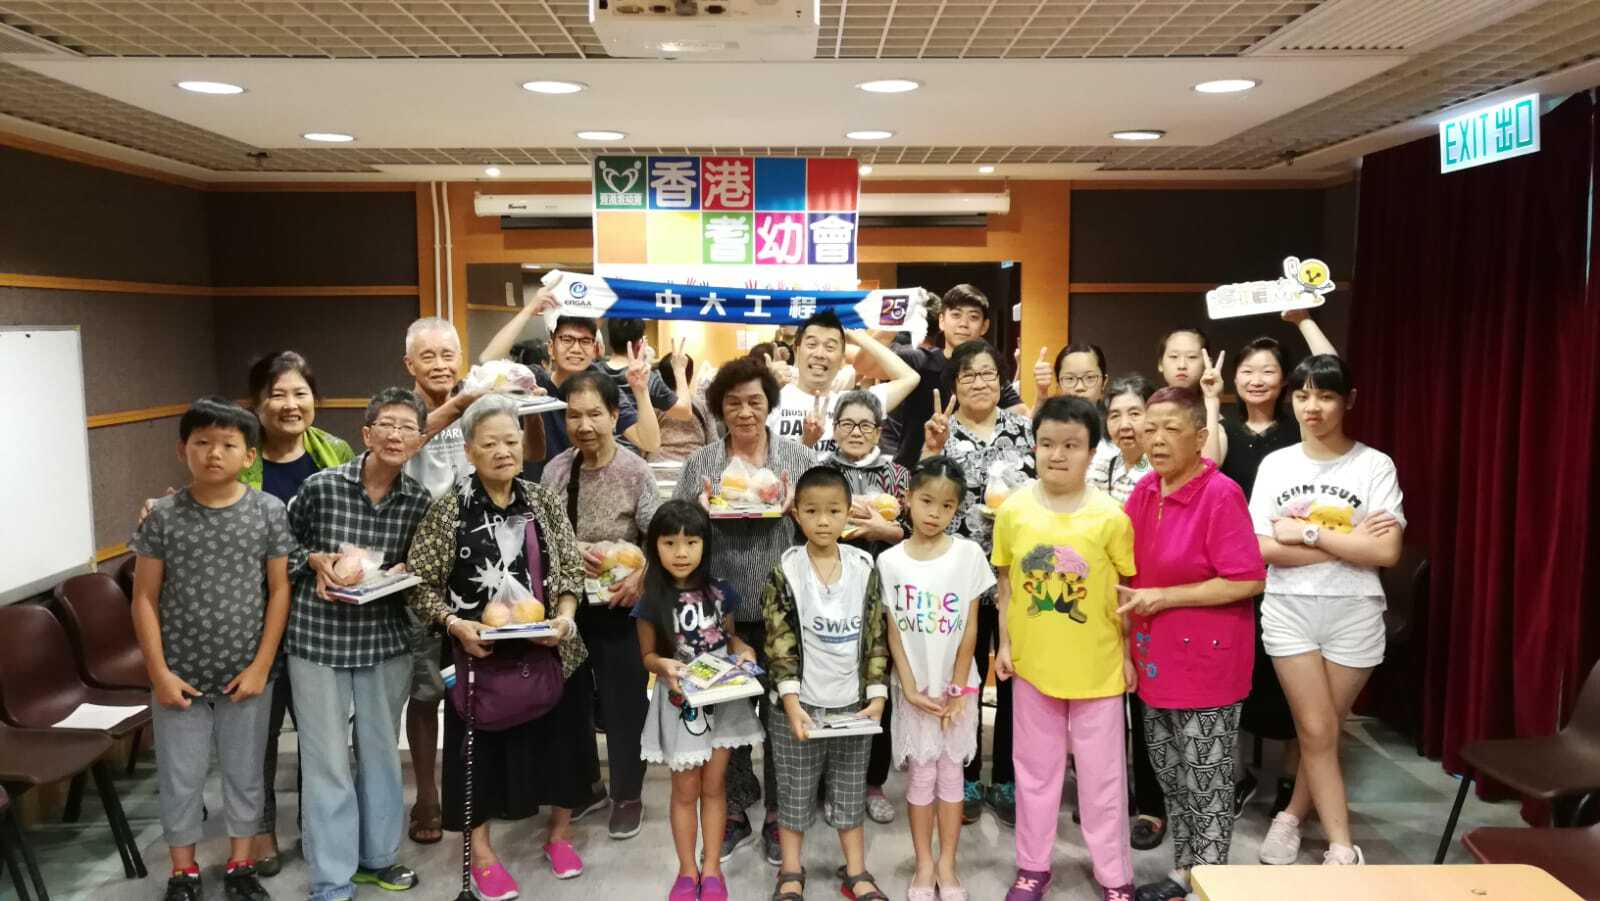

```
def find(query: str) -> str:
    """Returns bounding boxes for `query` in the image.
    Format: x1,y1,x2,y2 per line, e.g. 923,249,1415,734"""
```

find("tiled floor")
11,714,1526,901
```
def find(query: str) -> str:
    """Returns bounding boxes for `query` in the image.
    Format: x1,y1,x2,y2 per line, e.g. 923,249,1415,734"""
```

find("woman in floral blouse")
408,394,588,899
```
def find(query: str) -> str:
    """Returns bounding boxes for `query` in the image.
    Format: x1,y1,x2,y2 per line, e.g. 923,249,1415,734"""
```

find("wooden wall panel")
211,296,419,399
207,191,418,287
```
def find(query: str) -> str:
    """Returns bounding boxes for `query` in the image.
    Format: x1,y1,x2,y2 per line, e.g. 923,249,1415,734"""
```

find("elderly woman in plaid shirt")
285,387,434,901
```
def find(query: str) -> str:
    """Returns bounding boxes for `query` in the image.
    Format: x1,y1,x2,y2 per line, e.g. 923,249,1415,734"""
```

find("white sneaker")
1322,843,1365,865
1258,812,1302,865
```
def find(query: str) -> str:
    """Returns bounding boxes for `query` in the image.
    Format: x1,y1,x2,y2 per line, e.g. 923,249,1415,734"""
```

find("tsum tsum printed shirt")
1248,442,1406,600
991,484,1136,700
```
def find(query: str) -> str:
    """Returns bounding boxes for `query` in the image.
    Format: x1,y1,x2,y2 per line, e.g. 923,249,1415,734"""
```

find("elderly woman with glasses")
920,338,1036,827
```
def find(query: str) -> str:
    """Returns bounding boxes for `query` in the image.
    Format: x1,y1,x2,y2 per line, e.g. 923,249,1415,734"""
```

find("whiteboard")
0,327,96,605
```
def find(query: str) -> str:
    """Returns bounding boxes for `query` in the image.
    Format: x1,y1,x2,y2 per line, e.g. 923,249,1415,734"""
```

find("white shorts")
1261,593,1386,669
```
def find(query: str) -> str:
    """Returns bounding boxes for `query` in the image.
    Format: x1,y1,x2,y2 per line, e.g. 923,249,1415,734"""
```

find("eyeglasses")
367,421,421,437
834,418,879,435
956,369,1000,386
1059,373,1103,388
554,334,595,349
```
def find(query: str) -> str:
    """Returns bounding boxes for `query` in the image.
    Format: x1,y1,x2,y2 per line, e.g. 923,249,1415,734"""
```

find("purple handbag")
448,514,564,732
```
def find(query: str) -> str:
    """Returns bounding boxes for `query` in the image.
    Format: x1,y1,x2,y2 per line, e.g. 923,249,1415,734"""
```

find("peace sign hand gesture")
1032,346,1054,397
924,389,957,455
800,391,827,448
1199,349,1226,401
625,341,650,394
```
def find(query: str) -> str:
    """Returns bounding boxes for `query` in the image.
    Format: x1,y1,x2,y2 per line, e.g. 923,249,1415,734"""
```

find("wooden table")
1191,864,1582,900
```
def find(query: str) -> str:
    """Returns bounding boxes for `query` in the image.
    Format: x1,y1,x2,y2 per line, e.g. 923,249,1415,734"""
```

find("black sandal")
772,868,806,901
841,869,889,901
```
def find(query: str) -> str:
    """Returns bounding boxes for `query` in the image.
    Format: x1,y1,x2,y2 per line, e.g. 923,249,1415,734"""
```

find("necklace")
808,549,842,586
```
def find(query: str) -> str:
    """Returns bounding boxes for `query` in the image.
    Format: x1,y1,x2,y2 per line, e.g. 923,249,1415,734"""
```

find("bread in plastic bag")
461,359,542,396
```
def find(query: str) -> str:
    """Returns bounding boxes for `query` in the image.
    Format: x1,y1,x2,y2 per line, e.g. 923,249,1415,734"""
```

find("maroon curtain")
1347,92,1599,815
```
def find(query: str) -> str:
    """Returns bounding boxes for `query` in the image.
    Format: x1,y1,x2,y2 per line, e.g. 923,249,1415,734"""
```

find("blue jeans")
289,654,411,901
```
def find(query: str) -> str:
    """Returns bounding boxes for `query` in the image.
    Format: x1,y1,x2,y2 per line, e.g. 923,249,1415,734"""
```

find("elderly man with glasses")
285,387,435,901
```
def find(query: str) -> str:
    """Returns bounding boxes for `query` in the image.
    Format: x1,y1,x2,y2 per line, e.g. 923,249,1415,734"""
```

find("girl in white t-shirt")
1248,355,1405,868
879,457,996,901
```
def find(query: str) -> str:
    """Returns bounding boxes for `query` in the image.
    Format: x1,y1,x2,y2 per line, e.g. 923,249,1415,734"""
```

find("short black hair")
657,351,693,385
364,387,427,429
604,318,646,356
796,310,846,348
1054,343,1108,378
944,339,1002,397
941,284,990,316
560,369,621,412
180,396,261,448
1032,395,1102,447
513,338,550,368
748,341,777,363
706,355,782,422
795,465,851,505
1289,353,1354,396
247,350,319,406
553,315,599,339
908,454,967,496
1158,327,1210,356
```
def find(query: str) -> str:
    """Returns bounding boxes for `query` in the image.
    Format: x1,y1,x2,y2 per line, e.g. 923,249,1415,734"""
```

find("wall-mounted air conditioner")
474,192,1010,229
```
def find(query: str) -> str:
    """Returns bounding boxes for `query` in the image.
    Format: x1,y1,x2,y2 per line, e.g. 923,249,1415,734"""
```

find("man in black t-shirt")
857,284,1026,467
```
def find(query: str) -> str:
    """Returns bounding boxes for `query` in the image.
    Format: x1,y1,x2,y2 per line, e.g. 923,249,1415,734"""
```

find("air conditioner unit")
589,0,819,61
475,192,1010,218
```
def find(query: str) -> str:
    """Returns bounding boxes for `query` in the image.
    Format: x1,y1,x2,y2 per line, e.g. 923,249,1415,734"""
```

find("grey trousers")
151,683,275,847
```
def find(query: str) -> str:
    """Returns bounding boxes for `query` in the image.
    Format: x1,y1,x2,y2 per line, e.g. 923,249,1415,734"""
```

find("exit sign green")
1439,94,1540,174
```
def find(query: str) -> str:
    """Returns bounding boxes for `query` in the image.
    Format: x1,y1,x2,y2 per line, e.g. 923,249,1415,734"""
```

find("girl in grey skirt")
635,501,763,901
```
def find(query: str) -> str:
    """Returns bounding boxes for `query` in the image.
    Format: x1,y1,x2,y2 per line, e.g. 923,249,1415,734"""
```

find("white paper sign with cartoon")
1206,256,1336,320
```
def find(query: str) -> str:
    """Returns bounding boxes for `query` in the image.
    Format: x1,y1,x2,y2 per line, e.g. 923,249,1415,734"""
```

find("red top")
1124,460,1266,710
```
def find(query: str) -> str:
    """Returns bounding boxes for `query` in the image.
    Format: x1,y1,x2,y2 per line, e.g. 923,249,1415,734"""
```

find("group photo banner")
540,270,926,332
591,154,861,290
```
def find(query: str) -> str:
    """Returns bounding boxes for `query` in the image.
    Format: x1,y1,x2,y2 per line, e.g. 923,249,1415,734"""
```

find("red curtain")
1347,92,1600,813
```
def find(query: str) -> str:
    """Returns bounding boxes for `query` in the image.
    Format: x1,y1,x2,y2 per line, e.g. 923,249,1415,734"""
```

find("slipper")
408,803,443,845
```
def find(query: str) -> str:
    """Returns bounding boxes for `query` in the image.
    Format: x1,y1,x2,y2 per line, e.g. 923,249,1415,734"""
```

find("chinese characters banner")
592,155,859,290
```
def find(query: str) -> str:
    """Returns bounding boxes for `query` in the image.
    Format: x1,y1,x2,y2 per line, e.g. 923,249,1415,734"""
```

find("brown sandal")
841,870,889,901
408,803,443,844
771,868,806,901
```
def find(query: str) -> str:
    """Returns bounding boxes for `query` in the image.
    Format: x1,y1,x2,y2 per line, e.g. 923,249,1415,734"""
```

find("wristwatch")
1302,523,1321,547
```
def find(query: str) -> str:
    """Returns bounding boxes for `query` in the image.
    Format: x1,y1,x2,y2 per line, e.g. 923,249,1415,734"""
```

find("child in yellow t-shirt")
992,397,1137,901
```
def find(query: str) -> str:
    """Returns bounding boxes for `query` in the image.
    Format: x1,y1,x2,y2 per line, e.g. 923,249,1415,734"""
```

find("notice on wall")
591,155,859,290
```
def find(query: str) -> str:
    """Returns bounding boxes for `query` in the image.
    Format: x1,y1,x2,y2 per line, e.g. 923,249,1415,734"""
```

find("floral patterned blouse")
942,409,1036,558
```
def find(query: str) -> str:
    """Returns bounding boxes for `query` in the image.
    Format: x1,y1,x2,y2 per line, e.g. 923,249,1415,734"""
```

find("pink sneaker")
471,861,519,901
543,840,584,879
668,875,698,901
699,875,728,901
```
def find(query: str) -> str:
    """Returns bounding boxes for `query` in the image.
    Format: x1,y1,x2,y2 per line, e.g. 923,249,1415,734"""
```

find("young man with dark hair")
857,284,1028,467
766,310,920,457
599,318,692,423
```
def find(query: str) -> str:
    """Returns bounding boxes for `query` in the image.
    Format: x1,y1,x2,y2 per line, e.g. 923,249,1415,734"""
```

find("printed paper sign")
592,155,859,290
1206,256,1335,320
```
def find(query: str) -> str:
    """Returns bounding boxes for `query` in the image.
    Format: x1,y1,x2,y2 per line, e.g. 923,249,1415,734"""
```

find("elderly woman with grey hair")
407,393,589,897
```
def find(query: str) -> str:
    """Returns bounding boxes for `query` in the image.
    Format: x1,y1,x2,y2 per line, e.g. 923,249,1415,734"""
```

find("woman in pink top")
1117,387,1266,901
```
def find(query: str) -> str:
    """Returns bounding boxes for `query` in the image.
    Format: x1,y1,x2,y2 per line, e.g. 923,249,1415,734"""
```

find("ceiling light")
302,132,354,143
857,78,921,94
846,129,894,141
858,164,873,175
484,166,502,177
1194,78,1258,94
977,164,995,174
1111,130,1165,141
522,80,587,95
176,80,245,95
576,130,626,141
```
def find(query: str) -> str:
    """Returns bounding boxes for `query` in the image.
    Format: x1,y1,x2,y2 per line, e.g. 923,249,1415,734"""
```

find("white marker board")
0,327,96,604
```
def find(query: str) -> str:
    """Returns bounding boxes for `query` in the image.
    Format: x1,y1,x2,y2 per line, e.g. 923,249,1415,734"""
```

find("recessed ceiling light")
302,132,354,143
977,164,996,174
1194,78,1258,94
846,129,894,141
859,164,873,175
576,130,626,141
484,166,502,177
176,80,245,95
522,80,587,95
1111,130,1165,141
857,78,921,94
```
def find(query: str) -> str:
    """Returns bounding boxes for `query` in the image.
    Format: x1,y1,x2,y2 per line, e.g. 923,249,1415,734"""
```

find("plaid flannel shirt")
285,453,431,668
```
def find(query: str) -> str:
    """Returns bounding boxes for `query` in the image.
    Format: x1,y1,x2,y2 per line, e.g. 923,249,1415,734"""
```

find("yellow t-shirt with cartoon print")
991,483,1137,700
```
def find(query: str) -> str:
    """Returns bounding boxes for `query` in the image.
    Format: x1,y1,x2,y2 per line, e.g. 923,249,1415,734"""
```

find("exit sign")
1439,94,1540,174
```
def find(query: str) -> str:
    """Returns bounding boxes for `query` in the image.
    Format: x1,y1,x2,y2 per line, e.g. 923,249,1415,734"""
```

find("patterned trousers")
1142,702,1242,870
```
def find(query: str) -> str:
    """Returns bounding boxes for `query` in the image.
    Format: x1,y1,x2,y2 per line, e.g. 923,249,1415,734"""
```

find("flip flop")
408,803,443,845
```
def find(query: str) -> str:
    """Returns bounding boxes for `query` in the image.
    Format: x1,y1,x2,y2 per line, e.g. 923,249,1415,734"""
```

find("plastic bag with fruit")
477,518,547,627
332,542,383,584
982,458,1031,514
582,540,646,603
712,457,784,510
459,359,543,396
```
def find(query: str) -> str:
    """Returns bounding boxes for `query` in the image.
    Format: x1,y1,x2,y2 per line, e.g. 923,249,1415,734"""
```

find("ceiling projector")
589,0,820,60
